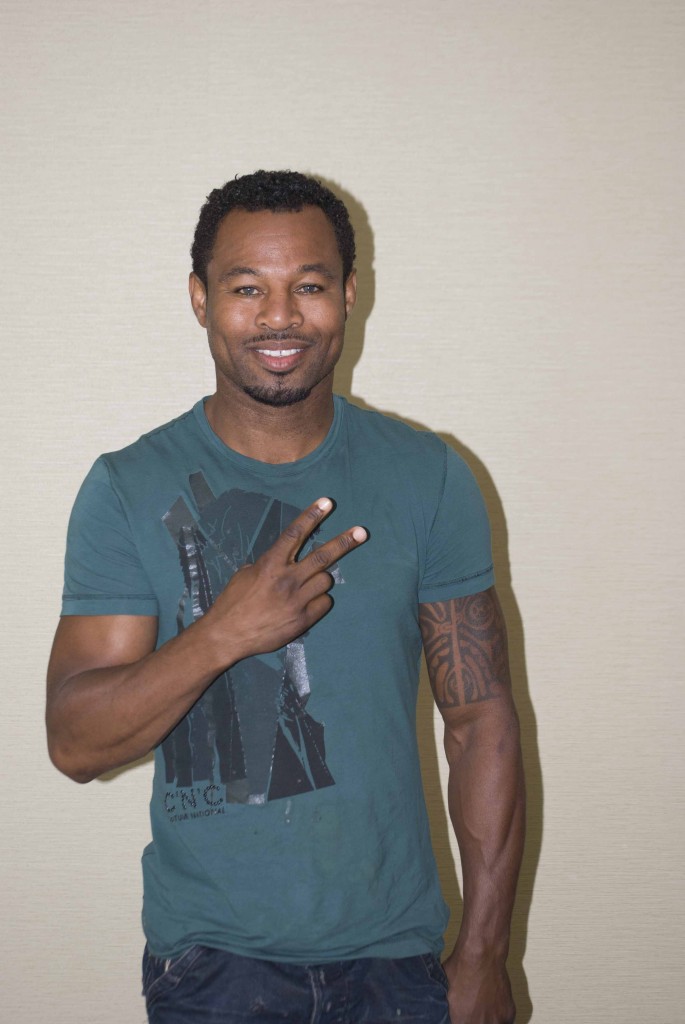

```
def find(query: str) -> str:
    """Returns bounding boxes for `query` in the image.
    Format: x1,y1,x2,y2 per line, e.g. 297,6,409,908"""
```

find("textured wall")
2,1,683,1021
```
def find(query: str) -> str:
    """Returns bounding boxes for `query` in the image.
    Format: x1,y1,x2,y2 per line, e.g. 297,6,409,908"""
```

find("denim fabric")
142,944,449,1023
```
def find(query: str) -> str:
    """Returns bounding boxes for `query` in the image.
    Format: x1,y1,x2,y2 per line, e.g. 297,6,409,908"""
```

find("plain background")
2,1,683,1021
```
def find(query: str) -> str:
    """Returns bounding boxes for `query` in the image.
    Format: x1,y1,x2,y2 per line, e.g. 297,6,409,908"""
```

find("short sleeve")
418,445,495,603
61,457,159,616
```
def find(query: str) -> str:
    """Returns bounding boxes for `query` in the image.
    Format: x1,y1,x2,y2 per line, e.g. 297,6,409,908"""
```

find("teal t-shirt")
62,396,494,962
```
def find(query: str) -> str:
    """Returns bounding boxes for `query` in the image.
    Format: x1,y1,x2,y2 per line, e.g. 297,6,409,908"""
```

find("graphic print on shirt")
162,472,340,809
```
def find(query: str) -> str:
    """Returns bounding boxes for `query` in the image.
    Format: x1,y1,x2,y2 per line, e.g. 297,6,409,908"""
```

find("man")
47,170,524,1024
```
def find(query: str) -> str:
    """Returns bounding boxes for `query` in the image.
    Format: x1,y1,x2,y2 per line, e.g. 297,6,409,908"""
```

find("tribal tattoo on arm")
419,588,511,708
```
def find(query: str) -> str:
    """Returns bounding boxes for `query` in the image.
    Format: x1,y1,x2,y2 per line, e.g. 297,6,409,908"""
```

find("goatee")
241,382,314,407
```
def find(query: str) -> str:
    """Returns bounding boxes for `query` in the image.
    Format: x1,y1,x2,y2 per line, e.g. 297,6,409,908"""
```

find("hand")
443,950,515,1024
204,497,367,663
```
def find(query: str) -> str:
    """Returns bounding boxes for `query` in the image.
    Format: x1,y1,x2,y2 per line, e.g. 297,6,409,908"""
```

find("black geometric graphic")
161,475,336,805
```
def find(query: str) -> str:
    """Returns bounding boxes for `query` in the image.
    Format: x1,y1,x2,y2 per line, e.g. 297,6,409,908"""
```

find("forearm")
446,698,525,962
46,614,236,783
48,501,367,784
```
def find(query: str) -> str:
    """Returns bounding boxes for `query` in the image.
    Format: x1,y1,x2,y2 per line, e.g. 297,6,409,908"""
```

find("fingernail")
317,497,333,511
351,527,367,542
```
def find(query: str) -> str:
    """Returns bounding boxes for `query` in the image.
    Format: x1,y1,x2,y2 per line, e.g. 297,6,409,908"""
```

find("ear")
189,272,208,327
344,269,357,318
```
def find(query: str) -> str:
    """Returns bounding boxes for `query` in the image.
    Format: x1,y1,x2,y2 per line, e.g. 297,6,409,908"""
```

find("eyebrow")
217,266,258,283
216,263,338,284
297,263,337,281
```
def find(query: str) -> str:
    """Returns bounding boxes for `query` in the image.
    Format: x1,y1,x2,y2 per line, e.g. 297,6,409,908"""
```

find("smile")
255,348,302,359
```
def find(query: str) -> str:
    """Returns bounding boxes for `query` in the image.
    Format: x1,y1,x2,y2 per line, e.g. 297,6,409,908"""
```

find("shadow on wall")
100,177,541,1022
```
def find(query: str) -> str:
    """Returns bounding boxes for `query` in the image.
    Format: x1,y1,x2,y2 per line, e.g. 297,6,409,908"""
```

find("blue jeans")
142,944,450,1023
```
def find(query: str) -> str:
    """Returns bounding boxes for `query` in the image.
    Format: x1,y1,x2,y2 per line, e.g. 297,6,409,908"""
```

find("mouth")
255,348,302,359
251,344,309,373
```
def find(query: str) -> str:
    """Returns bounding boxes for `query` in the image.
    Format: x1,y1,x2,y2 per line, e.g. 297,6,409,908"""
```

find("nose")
257,289,303,331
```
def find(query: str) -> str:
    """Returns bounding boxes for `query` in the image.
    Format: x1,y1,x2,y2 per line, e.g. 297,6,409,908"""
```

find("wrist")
183,607,245,675
450,933,510,969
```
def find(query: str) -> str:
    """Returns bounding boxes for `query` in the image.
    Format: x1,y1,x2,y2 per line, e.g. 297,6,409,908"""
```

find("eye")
297,283,323,294
235,285,260,296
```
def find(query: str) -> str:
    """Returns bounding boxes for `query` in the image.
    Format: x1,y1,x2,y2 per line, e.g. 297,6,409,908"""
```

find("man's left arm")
419,587,525,1024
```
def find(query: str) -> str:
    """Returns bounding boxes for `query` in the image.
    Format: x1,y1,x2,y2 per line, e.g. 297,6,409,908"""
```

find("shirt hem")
418,565,495,604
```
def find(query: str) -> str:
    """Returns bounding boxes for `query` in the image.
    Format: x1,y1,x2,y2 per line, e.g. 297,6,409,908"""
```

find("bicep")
418,587,511,713
47,615,159,693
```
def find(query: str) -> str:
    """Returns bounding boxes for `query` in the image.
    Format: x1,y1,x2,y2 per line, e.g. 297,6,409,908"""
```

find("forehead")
208,207,342,278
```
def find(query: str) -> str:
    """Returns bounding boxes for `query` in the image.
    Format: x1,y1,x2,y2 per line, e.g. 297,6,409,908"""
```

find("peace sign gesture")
207,497,368,663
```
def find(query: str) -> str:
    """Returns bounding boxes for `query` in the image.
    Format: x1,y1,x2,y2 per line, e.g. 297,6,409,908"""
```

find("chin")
242,383,314,407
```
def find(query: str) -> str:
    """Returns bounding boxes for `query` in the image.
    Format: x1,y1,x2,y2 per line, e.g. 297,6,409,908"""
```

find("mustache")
245,332,316,347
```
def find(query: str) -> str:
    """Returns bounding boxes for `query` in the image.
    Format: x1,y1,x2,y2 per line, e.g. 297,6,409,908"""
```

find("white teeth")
257,349,300,358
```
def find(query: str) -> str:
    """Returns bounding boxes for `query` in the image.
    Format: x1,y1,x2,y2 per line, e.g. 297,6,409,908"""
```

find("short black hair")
191,170,356,287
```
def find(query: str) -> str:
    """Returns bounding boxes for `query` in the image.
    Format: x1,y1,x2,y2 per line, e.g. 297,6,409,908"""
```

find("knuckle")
272,572,294,595
337,532,355,552
281,523,302,543
310,547,330,568
297,507,321,533
310,572,333,597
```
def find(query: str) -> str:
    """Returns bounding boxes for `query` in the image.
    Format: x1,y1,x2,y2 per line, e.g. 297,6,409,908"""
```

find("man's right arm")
46,498,367,783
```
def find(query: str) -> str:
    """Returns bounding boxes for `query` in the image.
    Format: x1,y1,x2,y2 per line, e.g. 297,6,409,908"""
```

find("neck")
204,382,335,464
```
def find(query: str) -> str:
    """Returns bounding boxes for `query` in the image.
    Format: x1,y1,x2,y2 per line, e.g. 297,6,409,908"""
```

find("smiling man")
47,171,524,1024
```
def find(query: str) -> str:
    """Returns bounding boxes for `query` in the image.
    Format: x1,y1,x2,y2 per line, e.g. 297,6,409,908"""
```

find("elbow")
65,768,97,785
444,697,522,763
50,756,96,785
46,697,99,783
46,731,98,784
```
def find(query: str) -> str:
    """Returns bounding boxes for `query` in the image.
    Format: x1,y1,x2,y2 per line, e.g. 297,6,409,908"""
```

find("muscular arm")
419,588,525,1024
46,612,230,783
47,499,366,783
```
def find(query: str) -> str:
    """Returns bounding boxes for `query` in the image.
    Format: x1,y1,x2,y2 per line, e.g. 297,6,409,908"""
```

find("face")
189,207,356,408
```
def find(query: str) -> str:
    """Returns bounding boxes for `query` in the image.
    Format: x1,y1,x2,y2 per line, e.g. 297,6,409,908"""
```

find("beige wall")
2,1,683,1021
